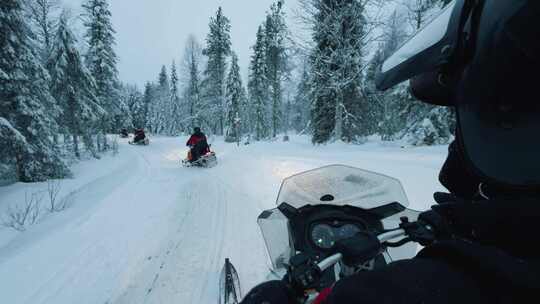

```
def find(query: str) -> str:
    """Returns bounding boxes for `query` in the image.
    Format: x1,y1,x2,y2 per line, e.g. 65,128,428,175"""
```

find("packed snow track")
0,136,448,304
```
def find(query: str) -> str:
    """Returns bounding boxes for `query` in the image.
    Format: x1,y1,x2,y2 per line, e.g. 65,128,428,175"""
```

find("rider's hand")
335,232,381,267
240,280,297,304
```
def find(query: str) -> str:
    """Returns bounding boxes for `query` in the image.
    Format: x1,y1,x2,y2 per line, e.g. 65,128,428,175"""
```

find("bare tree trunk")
335,92,343,141
73,135,80,159
96,134,102,152
15,154,23,182
102,132,108,151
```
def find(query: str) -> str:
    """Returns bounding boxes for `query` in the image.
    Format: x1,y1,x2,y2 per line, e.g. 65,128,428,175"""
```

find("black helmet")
194,127,201,134
377,0,540,189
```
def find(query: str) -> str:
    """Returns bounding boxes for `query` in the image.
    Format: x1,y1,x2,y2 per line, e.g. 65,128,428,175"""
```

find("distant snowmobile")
129,128,149,145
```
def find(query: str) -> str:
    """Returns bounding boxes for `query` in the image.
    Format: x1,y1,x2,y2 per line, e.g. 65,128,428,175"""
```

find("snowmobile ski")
128,138,150,145
218,258,242,304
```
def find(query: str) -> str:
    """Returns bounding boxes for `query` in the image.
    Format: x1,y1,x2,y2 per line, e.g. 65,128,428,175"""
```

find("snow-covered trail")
0,136,448,304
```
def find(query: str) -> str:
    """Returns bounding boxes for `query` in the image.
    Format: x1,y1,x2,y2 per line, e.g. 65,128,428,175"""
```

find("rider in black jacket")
241,1,540,303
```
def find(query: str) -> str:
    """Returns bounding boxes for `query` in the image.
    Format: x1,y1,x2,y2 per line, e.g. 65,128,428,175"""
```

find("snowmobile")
128,137,150,146
181,147,217,168
221,165,439,304
129,129,150,146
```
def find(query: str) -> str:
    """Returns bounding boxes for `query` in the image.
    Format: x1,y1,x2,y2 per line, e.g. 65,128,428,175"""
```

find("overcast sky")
66,0,302,88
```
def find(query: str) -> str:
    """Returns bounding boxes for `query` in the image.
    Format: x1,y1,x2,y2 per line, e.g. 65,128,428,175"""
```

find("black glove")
285,253,322,294
335,232,381,267
241,280,296,304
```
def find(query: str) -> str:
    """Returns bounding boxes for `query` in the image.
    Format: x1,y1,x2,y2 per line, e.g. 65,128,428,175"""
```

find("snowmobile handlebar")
285,221,433,302
316,229,408,272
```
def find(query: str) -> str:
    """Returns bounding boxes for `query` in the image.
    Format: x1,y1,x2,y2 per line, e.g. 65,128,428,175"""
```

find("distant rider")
120,128,129,138
133,128,146,144
186,127,210,163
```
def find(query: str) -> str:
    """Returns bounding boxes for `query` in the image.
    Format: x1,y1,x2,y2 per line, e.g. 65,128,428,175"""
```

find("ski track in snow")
0,136,448,304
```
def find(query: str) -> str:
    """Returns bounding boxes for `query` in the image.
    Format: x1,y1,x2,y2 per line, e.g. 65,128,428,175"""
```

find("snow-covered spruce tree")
82,0,119,150
308,0,367,144
169,61,182,135
124,84,145,129
47,12,105,158
291,62,312,134
224,52,247,142
25,0,60,62
0,118,27,182
142,82,155,129
0,0,69,182
182,35,203,132
406,106,455,146
363,47,384,135
248,25,270,141
201,7,231,135
364,10,408,141
264,0,288,138
148,66,170,134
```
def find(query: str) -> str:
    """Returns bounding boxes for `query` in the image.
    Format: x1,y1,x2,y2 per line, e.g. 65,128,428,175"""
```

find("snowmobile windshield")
276,165,409,209
258,165,411,269
377,0,466,90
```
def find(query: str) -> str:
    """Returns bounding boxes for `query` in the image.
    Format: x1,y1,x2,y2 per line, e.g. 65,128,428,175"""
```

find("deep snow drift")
0,136,448,304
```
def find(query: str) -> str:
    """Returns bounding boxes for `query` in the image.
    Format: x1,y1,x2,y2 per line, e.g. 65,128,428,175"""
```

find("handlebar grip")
317,253,343,271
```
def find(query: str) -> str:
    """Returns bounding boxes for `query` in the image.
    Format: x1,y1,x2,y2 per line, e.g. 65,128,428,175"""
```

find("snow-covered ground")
0,136,448,304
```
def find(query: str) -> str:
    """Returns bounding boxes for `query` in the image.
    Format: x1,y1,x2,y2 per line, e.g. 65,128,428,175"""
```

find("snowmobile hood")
258,165,415,270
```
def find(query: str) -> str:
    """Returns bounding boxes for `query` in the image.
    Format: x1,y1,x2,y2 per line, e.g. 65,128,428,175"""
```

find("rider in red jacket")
186,127,206,146
186,127,210,162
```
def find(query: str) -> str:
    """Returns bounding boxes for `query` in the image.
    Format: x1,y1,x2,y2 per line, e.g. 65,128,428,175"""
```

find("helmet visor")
377,0,465,90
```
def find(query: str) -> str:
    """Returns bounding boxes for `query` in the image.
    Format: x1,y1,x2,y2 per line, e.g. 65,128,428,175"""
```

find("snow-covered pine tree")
201,7,232,135
0,0,69,182
406,106,455,146
224,52,246,142
47,12,105,158
124,84,145,129
248,25,269,141
142,82,154,129
364,10,408,141
25,0,60,62
308,0,367,143
264,0,288,138
291,62,312,134
169,61,182,135
82,0,119,150
182,35,203,132
149,65,170,134
0,118,27,182
113,83,133,131
364,47,384,134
